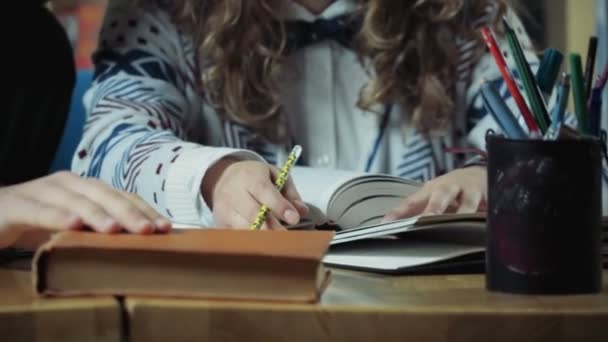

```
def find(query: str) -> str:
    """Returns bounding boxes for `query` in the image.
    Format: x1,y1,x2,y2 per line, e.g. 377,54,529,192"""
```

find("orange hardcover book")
33,230,334,303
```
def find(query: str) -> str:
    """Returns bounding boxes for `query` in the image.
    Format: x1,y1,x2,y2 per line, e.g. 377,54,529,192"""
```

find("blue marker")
481,82,527,139
536,48,564,99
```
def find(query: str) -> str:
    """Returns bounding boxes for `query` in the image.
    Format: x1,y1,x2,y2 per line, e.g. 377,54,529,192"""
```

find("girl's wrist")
201,157,240,208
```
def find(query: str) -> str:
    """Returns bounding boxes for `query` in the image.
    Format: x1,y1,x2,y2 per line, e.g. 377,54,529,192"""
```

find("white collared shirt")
279,0,373,170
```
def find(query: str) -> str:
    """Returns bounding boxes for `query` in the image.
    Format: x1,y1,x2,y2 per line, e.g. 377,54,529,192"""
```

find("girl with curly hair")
73,0,537,228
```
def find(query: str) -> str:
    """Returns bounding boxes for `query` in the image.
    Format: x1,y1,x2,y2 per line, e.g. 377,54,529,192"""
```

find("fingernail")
65,215,83,230
283,209,299,225
137,220,155,234
155,219,172,232
101,219,120,233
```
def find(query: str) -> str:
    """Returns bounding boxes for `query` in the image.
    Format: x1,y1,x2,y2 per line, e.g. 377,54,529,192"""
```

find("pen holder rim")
487,134,601,144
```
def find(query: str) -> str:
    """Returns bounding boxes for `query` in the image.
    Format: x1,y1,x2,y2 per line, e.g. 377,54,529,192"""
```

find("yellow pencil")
250,145,303,230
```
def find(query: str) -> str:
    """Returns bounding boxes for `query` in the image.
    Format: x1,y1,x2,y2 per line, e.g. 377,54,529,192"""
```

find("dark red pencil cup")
486,135,602,294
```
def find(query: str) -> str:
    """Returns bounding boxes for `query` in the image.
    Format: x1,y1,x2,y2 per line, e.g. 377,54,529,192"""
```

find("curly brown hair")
162,0,506,141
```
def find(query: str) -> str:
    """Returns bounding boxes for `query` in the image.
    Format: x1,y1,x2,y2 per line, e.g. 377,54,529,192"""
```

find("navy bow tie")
284,14,360,53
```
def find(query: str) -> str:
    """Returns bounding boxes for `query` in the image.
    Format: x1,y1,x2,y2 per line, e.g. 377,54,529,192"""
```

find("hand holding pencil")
201,151,309,230
251,146,303,230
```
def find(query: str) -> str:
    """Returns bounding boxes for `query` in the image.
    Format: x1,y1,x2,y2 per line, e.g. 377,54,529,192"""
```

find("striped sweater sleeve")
71,0,263,226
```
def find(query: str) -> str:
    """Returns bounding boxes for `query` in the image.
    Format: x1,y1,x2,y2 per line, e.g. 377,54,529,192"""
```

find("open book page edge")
292,167,423,226
331,181,419,227
172,223,203,230
331,214,486,245
335,216,420,234
290,167,362,224
331,217,421,244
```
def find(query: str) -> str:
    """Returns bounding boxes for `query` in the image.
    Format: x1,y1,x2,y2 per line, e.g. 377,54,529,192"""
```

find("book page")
290,167,369,224
331,177,421,229
291,167,423,227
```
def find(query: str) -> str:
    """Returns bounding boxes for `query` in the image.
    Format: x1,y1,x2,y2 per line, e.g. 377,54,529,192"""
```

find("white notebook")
324,214,486,274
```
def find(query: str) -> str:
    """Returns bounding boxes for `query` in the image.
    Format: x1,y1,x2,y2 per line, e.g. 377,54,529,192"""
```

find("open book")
291,167,486,274
291,167,422,229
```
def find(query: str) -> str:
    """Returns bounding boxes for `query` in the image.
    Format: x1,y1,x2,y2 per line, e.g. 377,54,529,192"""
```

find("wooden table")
3,266,608,342
0,267,121,342
126,270,608,342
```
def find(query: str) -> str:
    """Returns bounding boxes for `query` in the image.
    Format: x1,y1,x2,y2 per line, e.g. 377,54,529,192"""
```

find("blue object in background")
48,69,92,173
